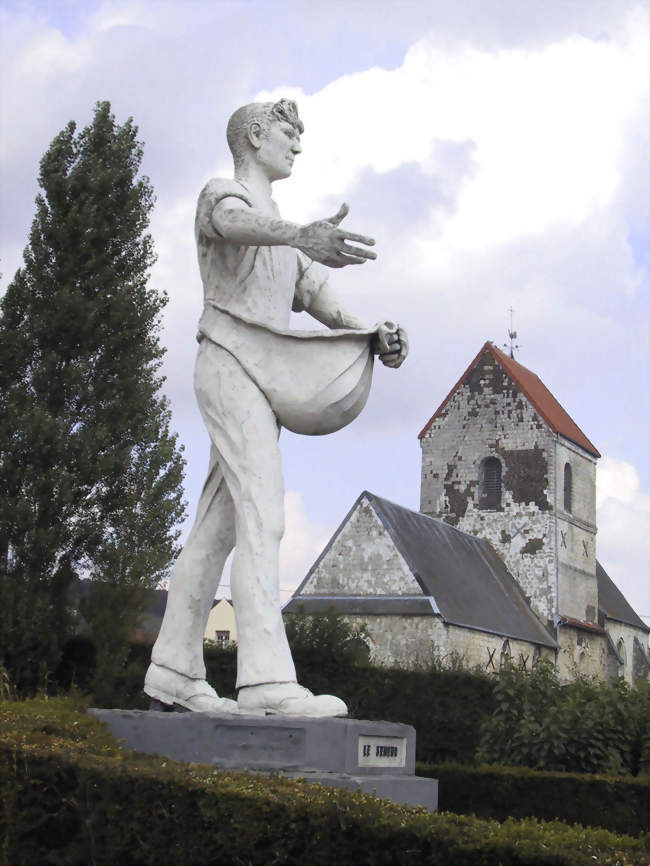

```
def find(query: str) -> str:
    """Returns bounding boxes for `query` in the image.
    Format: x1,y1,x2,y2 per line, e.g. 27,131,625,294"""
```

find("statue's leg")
151,445,235,679
194,341,298,688
144,345,239,712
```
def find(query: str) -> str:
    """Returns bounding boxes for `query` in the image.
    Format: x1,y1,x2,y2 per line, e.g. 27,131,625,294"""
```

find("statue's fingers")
341,230,375,247
327,203,349,225
337,252,367,265
340,242,377,260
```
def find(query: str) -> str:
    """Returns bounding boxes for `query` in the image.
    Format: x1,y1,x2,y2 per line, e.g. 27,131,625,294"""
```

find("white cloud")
279,491,332,598
257,6,648,255
597,456,642,507
597,456,650,619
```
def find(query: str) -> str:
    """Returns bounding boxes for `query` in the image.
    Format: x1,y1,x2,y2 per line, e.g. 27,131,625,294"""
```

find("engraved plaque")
358,735,407,768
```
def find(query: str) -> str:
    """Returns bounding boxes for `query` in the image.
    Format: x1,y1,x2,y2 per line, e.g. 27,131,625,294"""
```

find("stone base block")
89,709,438,811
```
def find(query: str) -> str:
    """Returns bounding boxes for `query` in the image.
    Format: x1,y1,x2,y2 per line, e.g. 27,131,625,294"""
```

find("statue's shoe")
144,662,238,714
238,682,348,718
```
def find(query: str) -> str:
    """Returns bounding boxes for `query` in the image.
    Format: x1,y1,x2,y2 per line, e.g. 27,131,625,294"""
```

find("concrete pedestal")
89,709,438,811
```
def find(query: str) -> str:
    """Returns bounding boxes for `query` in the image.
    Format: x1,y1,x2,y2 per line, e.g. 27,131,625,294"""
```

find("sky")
1,0,648,623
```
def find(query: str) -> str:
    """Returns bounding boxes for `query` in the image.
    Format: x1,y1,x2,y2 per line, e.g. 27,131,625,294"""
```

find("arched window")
500,639,511,669
564,463,572,513
617,638,626,672
479,457,502,510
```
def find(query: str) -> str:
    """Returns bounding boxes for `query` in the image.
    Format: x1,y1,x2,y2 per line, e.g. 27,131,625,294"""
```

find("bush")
1,697,648,866
477,658,650,775
416,762,650,837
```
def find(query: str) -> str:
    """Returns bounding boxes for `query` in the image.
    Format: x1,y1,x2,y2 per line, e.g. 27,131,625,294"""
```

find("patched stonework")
302,497,422,596
420,348,559,621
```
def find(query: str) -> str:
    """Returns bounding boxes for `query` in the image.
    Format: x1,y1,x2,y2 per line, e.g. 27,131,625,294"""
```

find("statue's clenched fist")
374,322,408,369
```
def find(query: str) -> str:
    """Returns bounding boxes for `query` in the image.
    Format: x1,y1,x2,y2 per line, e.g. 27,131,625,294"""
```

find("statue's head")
226,99,304,179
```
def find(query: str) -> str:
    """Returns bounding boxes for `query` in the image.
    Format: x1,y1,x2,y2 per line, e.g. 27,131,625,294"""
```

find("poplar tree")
0,102,186,694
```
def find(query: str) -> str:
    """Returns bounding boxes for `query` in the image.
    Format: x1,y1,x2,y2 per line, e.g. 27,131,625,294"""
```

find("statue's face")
256,118,302,181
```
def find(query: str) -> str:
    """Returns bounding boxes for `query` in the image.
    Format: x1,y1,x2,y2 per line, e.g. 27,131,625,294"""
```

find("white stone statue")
145,99,408,716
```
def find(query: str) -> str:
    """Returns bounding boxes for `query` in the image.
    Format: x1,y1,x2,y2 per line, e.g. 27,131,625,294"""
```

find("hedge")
1,698,649,866
416,762,650,837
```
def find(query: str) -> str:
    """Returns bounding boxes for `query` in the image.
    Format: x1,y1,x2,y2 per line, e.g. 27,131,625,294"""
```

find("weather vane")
503,307,520,359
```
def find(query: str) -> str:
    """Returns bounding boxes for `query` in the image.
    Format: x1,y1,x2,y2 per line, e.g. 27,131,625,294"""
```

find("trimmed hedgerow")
1,698,649,866
416,762,650,837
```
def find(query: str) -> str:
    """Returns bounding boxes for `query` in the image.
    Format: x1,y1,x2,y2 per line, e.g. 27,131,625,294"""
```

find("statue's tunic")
195,178,322,328
194,179,375,435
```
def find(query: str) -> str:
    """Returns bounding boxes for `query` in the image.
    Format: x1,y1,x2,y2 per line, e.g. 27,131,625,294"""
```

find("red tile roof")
418,341,600,458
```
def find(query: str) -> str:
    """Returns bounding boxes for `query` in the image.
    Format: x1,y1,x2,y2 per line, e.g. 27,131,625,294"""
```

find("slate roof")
286,491,557,649
597,561,649,632
418,341,600,458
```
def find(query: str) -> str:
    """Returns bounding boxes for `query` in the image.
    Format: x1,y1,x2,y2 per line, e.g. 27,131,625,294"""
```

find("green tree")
0,101,186,695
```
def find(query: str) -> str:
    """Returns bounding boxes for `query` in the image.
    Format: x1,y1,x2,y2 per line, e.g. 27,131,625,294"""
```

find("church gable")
297,493,423,597
419,342,599,458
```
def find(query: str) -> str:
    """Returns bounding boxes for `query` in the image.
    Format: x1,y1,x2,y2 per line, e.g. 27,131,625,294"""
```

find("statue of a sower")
145,99,408,716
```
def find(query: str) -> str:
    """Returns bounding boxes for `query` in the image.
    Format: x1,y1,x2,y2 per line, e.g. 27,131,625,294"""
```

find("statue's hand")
374,322,408,369
295,203,376,268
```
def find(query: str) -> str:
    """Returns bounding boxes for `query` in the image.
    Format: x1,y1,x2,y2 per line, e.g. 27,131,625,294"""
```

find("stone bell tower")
418,341,600,629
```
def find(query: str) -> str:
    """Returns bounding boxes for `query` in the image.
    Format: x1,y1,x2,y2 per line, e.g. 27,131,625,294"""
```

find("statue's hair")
226,99,303,163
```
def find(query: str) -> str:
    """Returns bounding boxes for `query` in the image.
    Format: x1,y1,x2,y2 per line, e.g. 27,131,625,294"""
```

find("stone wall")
555,437,598,621
342,614,449,668
444,624,554,673
556,625,609,683
604,620,650,685
420,348,558,622
340,613,554,672
302,495,421,597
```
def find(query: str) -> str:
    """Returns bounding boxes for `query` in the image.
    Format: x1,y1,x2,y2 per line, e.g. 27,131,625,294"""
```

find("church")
285,341,649,684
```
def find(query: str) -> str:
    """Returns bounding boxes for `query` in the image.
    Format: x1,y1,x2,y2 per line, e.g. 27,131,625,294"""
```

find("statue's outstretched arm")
212,200,376,269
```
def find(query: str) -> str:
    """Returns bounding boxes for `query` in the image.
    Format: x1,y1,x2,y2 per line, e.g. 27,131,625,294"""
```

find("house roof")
597,561,649,632
287,491,557,649
418,341,600,458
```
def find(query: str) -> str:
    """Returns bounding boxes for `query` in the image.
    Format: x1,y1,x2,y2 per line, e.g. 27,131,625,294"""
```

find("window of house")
500,639,511,669
479,456,502,509
617,638,626,671
564,463,572,513
215,630,230,647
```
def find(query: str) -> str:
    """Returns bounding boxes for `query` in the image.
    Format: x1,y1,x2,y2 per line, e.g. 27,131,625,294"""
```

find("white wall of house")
203,599,237,646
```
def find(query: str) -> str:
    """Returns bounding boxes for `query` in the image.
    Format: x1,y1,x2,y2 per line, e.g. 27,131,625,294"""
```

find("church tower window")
564,463,573,513
479,456,502,510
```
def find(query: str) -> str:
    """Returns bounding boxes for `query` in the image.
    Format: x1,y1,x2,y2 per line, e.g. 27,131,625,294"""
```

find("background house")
203,598,237,647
